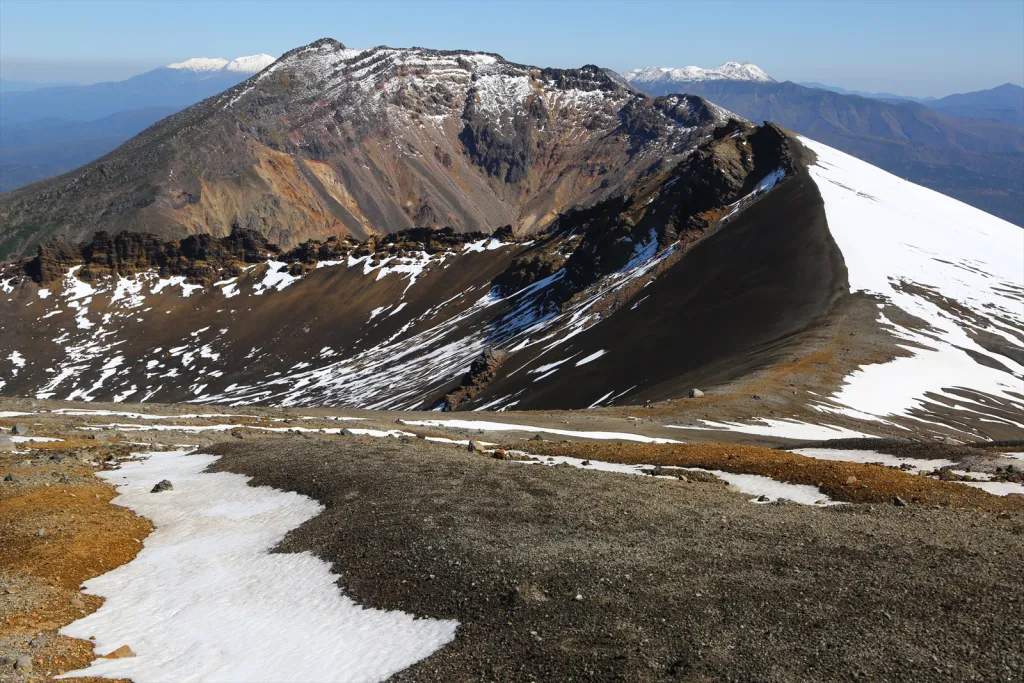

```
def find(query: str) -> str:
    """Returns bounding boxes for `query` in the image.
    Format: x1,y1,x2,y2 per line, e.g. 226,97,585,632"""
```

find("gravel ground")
207,436,1024,683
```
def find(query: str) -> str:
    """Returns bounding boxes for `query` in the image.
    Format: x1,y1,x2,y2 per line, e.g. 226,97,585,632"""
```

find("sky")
1,0,1021,97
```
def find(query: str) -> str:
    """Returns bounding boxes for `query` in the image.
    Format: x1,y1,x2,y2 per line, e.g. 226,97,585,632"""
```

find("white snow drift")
60,450,456,682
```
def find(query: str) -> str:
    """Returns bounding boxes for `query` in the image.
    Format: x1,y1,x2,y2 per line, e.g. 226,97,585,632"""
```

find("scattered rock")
893,496,908,507
815,499,829,505
28,635,46,648
12,423,30,436
230,430,245,440
467,440,487,453
530,434,544,441
649,466,666,477
689,388,704,398
757,495,771,502
3,473,14,482
151,479,173,493
341,429,356,437
14,655,32,672
492,449,509,460
574,593,584,602
34,528,46,537
676,475,688,482
581,460,591,466
846,475,858,484
70,597,85,608
104,645,136,659
725,484,741,494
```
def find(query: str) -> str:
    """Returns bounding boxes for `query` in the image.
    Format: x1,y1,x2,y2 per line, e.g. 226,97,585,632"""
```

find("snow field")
60,450,457,682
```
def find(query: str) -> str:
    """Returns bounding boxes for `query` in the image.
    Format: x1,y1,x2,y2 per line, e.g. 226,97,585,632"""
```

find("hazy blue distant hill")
0,55,275,193
927,83,1024,126
0,55,274,123
798,82,935,103
0,107,178,192
0,78,80,92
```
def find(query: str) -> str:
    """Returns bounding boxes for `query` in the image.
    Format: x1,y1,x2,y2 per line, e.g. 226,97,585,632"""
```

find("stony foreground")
1,405,1022,682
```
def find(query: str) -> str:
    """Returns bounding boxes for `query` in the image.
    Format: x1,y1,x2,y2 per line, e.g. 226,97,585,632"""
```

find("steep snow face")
623,62,774,85
166,57,230,72
801,137,1024,434
224,54,276,73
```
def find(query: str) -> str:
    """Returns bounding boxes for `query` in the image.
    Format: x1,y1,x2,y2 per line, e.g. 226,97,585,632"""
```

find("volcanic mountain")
0,38,731,259
0,39,1021,441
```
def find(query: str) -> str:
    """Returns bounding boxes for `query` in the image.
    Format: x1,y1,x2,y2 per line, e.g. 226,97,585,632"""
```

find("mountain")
801,81,1023,125
0,107,179,193
0,78,80,93
927,83,1024,126
0,55,276,194
623,62,774,87
798,82,934,103
0,39,1020,441
622,77,1024,225
0,39,732,259
0,54,275,123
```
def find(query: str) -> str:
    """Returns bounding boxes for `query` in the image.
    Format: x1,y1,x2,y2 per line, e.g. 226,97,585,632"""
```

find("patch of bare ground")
516,441,1024,511
0,442,151,682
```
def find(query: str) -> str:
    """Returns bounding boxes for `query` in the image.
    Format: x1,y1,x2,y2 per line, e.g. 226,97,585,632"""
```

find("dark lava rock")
443,349,508,411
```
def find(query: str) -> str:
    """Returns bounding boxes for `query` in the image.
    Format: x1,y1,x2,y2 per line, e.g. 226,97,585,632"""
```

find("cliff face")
0,38,732,259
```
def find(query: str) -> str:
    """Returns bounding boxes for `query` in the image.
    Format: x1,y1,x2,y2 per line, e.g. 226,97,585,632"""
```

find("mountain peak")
224,54,276,73
166,54,275,75
622,62,774,85
167,57,230,72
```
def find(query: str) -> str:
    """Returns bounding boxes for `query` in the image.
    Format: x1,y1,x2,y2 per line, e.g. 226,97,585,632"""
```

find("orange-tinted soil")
518,441,1024,512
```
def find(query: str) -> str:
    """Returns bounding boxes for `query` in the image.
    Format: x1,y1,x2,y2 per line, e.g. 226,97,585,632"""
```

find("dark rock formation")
442,349,508,411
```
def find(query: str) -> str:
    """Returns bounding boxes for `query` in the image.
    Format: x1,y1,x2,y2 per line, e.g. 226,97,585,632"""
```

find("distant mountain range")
0,78,80,92
623,62,774,85
623,65,1024,224
798,82,936,103
0,55,275,193
0,54,275,122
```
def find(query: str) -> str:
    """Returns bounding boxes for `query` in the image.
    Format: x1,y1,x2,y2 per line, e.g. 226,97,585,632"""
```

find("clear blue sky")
1,0,1021,97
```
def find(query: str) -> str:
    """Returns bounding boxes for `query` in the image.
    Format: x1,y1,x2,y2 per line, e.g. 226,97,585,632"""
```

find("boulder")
151,479,173,493
12,423,30,435
104,645,136,659
689,388,704,398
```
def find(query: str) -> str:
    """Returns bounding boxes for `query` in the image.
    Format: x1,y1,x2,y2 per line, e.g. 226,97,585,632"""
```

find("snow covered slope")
623,62,774,87
801,137,1024,434
167,54,276,74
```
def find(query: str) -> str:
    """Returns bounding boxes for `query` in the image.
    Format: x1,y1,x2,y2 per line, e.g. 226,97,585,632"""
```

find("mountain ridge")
0,37,735,258
623,61,774,85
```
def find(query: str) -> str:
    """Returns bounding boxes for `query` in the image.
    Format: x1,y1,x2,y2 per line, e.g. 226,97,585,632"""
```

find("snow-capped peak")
224,54,276,74
622,62,774,85
167,57,230,72
166,54,275,75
